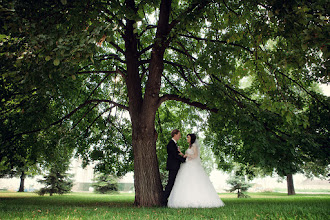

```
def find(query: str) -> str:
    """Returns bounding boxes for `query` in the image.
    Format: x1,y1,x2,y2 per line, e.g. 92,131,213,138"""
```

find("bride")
168,134,225,208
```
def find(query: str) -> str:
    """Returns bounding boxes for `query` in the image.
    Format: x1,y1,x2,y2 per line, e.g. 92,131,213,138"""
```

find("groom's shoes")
161,201,167,207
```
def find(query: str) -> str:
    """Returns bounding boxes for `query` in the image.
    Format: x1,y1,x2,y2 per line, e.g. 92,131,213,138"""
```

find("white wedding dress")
168,143,225,208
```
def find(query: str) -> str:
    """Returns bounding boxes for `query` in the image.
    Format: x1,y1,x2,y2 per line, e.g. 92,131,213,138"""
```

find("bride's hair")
187,134,196,147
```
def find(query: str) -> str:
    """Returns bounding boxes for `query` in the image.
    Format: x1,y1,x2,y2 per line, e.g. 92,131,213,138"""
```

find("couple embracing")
161,129,225,208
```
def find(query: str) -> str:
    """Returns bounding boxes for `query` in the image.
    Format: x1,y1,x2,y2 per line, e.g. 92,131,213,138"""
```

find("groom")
161,129,186,206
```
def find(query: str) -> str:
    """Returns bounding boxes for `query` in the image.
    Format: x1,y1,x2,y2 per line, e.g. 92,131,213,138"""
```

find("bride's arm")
186,145,199,160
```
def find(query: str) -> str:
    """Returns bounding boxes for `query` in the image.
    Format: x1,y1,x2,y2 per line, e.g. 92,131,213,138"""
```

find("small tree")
226,175,252,198
92,173,118,194
37,167,73,196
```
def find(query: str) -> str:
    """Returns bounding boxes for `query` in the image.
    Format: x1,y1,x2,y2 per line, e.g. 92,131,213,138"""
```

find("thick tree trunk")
132,122,163,207
124,0,172,207
18,171,25,192
286,174,296,195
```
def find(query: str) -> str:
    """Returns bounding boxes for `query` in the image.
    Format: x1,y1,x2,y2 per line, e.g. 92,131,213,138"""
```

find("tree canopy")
1,0,329,206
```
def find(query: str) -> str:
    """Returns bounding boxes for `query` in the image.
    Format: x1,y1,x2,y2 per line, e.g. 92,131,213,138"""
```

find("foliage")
226,174,253,198
92,173,119,194
300,95,330,179
37,165,73,196
205,92,329,181
35,130,75,196
0,160,40,181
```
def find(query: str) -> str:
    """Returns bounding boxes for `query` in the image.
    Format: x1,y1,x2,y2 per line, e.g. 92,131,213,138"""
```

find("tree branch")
87,99,129,111
85,71,115,101
76,70,116,75
158,93,287,142
169,1,211,31
99,54,126,64
158,94,218,113
169,45,196,61
163,60,195,87
222,0,240,16
180,34,253,53
76,70,126,79
138,59,150,66
106,115,132,148
7,99,129,140
138,25,157,38
109,41,125,55
50,100,128,128
71,103,99,130
210,74,260,107
172,41,209,86
161,74,183,95
102,8,126,29
84,105,116,135
139,44,154,56
265,61,330,110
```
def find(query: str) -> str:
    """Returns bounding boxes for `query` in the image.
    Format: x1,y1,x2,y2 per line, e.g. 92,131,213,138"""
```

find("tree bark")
123,0,171,206
286,174,296,195
18,171,25,192
132,121,163,206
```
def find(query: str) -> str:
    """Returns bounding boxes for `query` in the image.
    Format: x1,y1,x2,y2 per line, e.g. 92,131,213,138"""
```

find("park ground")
0,192,329,219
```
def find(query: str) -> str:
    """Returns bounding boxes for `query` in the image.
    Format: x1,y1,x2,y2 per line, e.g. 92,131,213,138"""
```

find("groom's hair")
171,129,180,137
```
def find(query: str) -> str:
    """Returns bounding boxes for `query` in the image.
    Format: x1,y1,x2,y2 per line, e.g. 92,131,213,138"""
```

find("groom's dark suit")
162,139,186,206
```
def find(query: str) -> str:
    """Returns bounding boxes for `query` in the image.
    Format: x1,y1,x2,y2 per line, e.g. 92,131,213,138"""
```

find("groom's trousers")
162,169,179,205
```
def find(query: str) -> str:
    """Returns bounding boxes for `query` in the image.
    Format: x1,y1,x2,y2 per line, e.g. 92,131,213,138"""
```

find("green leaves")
45,56,51,61
53,58,60,66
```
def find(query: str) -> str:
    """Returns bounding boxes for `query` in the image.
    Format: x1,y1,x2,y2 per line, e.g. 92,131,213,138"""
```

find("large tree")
1,0,328,206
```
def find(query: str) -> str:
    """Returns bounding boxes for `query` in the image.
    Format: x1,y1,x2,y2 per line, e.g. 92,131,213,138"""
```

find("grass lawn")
0,192,329,219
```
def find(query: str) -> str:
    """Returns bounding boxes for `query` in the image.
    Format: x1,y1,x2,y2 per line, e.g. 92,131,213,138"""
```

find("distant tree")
37,166,73,196
226,174,253,198
0,134,42,192
17,165,41,192
92,173,119,194
0,159,41,192
37,139,74,196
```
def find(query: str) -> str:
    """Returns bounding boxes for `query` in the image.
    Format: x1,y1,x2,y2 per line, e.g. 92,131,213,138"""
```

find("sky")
319,83,330,96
